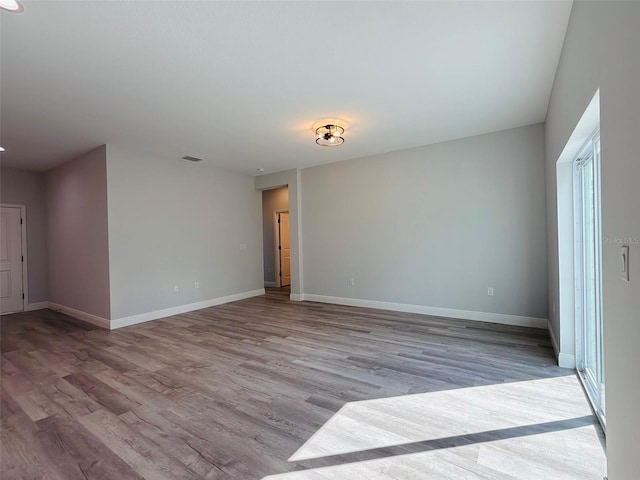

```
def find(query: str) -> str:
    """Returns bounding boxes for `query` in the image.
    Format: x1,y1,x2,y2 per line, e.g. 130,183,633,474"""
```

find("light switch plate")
622,245,630,282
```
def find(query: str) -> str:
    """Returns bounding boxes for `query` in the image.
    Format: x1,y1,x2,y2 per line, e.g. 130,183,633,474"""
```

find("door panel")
582,158,598,383
575,132,605,425
280,213,291,286
0,207,24,314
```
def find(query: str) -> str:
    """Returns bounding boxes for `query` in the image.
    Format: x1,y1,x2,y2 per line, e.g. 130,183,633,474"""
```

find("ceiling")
0,1,572,175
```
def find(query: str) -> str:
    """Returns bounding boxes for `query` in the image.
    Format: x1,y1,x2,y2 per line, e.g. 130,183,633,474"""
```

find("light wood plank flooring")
1,293,606,479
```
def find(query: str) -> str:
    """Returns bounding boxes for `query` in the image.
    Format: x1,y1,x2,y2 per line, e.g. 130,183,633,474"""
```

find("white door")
1,206,24,314
279,212,291,287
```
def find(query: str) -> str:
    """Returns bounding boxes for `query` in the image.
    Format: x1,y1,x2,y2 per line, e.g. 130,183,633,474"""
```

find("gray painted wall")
46,146,111,319
262,187,289,284
302,124,547,318
106,145,263,320
545,2,640,478
0,167,48,304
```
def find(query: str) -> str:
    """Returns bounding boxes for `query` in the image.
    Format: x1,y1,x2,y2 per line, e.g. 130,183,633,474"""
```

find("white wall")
106,145,263,321
302,124,547,320
46,146,111,319
262,187,289,284
545,2,640,478
0,167,48,304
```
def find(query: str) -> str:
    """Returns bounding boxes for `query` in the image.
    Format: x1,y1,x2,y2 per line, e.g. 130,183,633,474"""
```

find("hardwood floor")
1,293,606,479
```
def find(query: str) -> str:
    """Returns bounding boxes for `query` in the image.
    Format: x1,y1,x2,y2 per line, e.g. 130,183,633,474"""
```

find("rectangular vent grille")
182,155,202,162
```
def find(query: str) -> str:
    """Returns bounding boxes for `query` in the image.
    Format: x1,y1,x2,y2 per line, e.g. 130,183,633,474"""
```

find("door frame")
1,204,28,313
572,129,606,428
273,209,289,288
256,171,303,300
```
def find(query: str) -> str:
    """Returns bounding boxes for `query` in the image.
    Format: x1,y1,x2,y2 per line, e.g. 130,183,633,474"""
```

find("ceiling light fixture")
315,124,345,147
0,147,5,152
0,0,24,13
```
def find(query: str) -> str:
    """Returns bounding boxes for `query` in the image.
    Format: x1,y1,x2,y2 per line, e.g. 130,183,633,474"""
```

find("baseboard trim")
264,281,277,288
558,352,576,369
547,320,576,369
302,294,548,329
290,293,305,301
48,302,111,329
110,289,265,330
26,301,49,311
548,320,560,358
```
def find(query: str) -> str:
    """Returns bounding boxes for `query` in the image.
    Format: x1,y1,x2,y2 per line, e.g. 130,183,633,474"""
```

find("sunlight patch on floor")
265,426,605,479
262,375,606,479
289,375,593,461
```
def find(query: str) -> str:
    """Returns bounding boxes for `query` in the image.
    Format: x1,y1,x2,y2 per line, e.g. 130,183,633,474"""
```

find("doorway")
1,205,27,315
574,129,606,427
261,187,289,288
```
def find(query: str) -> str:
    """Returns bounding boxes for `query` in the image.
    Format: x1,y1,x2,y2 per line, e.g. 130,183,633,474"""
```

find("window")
574,129,605,427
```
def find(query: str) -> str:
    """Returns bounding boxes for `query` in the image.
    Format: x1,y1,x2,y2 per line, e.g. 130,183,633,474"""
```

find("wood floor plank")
0,391,59,480
36,414,147,480
64,372,140,415
0,290,605,479
79,409,200,480
1,358,62,422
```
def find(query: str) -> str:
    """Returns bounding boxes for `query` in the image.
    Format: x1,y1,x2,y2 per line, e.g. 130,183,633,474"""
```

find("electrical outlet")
174,285,179,292
195,281,199,289
349,278,355,286
487,287,494,296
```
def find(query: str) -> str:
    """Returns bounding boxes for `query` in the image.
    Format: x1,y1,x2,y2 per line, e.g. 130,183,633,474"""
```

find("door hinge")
22,293,25,299
21,256,24,262
20,218,23,225
278,218,280,224
279,271,282,276
278,245,281,250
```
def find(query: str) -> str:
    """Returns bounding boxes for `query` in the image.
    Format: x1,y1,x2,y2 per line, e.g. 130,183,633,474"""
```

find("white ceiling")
0,1,572,175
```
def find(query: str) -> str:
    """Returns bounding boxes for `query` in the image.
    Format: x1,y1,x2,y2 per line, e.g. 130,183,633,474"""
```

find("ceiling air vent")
182,155,202,162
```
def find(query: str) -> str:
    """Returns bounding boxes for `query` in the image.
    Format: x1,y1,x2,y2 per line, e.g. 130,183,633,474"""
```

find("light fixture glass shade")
0,0,24,12
315,124,345,147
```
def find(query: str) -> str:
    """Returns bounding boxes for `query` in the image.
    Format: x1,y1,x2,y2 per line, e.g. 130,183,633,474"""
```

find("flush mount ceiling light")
315,124,345,147
0,0,24,13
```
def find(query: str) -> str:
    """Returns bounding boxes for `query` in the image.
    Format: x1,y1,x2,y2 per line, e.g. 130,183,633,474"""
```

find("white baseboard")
48,302,111,329
302,294,548,329
47,289,265,330
558,352,576,369
547,320,576,369
264,281,276,287
548,320,560,356
110,289,265,330
290,293,305,301
26,301,49,311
